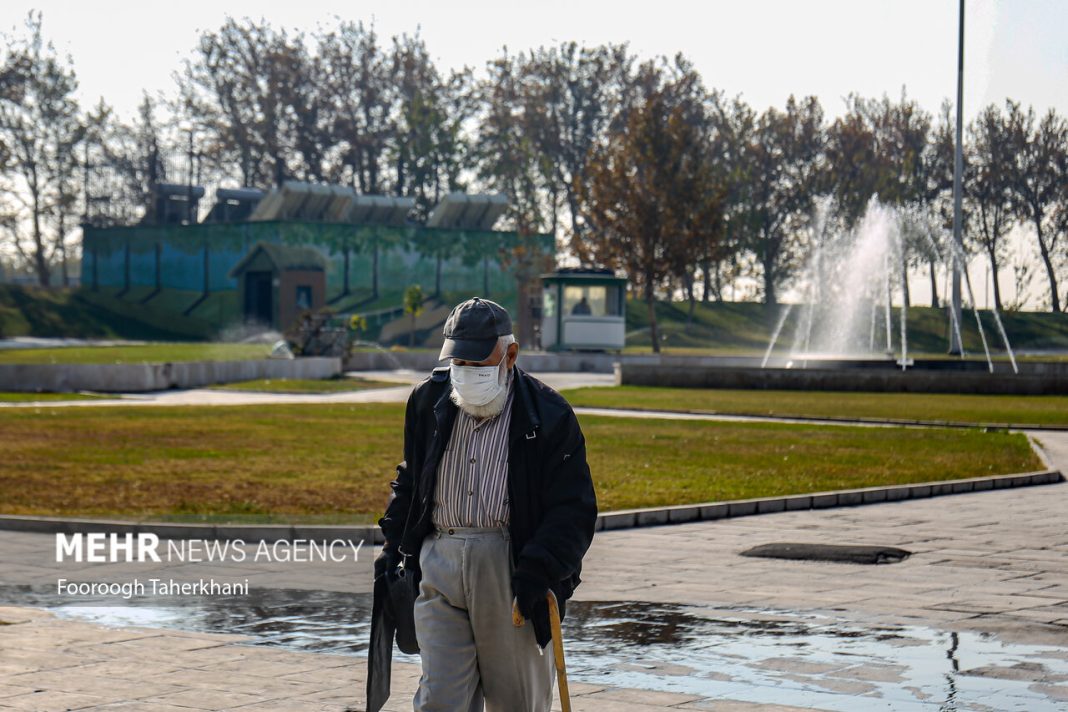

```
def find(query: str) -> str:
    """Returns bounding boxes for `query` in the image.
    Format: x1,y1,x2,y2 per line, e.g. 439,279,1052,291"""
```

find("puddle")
2,585,1066,710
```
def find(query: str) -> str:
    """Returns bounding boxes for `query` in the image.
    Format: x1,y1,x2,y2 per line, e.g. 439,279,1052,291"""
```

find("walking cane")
512,590,572,712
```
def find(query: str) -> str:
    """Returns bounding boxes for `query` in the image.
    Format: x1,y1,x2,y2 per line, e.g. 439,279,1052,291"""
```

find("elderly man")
375,297,597,712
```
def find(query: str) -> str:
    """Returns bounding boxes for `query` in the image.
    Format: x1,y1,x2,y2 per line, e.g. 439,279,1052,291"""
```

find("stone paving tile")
0,690,112,710
676,702,837,712
75,703,209,712
141,687,271,710
576,687,704,706
0,686,33,702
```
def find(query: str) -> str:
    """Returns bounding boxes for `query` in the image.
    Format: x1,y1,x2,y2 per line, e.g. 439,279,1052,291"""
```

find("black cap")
438,297,513,362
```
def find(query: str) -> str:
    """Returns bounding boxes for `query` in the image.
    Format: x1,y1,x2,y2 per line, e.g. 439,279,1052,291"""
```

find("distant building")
80,182,554,341
540,268,627,351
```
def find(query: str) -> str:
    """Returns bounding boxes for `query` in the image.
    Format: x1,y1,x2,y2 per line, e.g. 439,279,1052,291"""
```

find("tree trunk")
645,282,660,354
343,247,351,295
684,272,696,327
515,276,534,350
900,251,910,308
987,248,1003,312
929,259,939,309
410,313,416,347
762,238,777,307
371,240,379,299
699,260,712,303
1034,220,1061,312
435,254,442,297
763,267,777,308
31,192,50,287
58,211,69,287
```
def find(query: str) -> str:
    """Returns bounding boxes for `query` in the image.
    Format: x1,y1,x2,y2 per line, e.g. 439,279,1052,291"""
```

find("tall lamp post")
949,0,965,355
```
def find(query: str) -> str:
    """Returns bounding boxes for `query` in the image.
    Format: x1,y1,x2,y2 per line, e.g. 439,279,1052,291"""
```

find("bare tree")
519,42,633,242
0,12,84,286
738,96,825,307
180,18,320,187
965,104,1016,310
317,21,395,193
1004,101,1067,312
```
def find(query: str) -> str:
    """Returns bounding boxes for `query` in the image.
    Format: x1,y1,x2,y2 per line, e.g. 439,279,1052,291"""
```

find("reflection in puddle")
562,602,1068,711
3,586,1066,710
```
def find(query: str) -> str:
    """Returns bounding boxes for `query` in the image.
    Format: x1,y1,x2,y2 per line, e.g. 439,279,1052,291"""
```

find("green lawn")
0,342,271,365
0,403,1039,521
623,298,1068,354
0,391,112,402
561,386,1068,427
212,376,403,394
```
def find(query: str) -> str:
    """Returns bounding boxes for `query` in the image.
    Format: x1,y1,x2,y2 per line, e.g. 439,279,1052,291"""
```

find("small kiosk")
540,268,627,351
229,242,327,329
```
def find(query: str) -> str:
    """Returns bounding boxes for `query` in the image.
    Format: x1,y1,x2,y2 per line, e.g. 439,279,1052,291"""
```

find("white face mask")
450,359,507,406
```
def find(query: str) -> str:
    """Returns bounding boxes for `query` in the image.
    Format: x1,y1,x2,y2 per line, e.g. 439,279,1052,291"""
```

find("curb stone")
0,469,1060,541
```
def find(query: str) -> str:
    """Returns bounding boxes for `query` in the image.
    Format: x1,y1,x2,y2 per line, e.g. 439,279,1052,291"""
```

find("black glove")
374,548,400,581
512,570,551,648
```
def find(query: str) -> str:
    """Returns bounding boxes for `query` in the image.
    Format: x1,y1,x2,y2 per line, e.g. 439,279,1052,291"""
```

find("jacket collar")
431,364,540,441
509,366,541,441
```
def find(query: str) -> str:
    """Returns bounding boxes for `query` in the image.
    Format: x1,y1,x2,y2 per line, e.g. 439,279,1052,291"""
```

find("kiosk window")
564,285,608,316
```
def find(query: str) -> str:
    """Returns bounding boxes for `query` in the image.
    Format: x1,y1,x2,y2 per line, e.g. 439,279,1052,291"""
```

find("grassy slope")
0,403,1038,520
562,386,1068,427
0,286,196,341
624,298,1068,354
0,342,270,364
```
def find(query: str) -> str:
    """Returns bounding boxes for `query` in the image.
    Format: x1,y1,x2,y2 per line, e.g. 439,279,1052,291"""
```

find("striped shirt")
431,379,514,528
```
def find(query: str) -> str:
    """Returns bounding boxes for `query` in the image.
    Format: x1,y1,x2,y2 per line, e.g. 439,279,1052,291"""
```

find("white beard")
450,368,512,420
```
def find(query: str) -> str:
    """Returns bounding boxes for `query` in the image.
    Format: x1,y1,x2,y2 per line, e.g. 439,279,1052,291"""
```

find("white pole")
949,0,965,355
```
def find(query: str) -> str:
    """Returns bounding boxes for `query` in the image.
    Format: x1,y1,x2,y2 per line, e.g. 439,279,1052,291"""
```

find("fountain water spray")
991,309,1019,374
796,198,899,358
945,237,994,373
762,304,794,368
764,196,1017,371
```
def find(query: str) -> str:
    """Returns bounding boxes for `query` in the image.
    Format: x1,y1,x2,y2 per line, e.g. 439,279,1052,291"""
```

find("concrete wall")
0,357,341,393
345,349,1068,386
619,363,1068,395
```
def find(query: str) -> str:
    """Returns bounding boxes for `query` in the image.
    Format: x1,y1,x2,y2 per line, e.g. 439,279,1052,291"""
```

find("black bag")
387,559,420,655
366,558,420,712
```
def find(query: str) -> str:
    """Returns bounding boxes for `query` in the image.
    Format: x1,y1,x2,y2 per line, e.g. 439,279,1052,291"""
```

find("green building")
79,185,554,344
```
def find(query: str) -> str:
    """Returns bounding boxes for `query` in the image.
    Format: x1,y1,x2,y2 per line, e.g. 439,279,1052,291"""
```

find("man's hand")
512,570,551,648
374,548,400,581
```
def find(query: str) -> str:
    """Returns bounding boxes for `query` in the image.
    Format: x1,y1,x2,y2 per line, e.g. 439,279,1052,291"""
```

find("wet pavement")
3,588,1066,711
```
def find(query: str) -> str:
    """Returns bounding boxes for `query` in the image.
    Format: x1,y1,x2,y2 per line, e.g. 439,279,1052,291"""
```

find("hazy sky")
2,1,1063,306
3,0,1066,123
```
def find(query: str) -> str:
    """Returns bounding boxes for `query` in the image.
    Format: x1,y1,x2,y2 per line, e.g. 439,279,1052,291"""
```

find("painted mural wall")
80,221,554,338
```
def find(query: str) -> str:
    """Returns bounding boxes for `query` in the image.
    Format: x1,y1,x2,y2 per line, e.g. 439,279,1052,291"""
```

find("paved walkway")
0,407,1065,709
0,371,616,409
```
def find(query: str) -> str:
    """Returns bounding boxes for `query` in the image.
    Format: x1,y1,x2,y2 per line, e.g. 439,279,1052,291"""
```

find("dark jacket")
383,363,597,618
367,365,596,711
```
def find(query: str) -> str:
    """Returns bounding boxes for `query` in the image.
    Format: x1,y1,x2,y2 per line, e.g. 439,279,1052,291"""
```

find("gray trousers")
413,526,554,712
